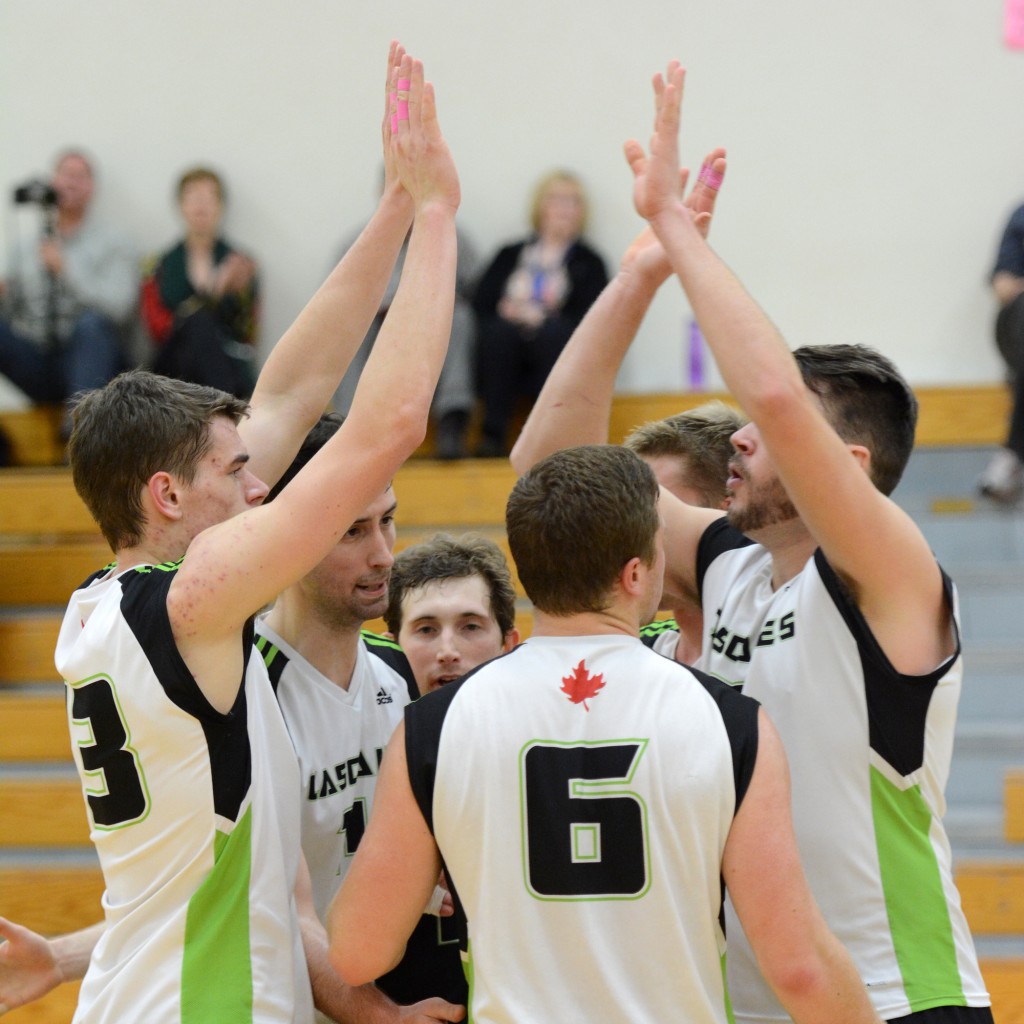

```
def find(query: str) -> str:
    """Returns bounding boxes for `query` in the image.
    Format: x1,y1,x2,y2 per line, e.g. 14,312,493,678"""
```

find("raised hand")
624,61,687,224
381,40,409,198
389,54,460,215
686,147,727,239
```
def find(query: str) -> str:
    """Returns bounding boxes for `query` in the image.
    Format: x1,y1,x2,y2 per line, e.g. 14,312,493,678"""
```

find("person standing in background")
978,200,1024,502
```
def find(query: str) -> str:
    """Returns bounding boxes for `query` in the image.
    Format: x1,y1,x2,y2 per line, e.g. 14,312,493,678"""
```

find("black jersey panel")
119,563,252,822
689,665,760,811
362,630,419,702
815,549,960,777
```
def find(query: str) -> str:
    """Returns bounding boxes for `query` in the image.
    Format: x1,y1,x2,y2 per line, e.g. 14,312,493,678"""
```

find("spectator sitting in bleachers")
141,166,259,399
471,170,608,457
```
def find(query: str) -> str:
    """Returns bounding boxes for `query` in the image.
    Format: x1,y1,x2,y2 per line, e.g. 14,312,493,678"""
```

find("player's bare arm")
723,712,882,1024
509,148,726,482
295,856,464,1024
327,722,449,991
631,63,952,675
170,53,459,712
242,41,416,489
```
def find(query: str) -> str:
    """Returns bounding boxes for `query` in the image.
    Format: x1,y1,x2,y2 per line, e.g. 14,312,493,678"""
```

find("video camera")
13,179,58,206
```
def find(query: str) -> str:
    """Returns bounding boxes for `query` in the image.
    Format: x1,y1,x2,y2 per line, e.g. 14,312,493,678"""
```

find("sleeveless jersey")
405,634,760,1024
256,624,414,921
56,562,312,1024
640,617,682,660
696,519,989,1020
255,625,466,1007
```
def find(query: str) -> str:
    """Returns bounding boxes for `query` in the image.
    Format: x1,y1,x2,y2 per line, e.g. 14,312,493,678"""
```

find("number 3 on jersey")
520,740,650,900
69,675,150,829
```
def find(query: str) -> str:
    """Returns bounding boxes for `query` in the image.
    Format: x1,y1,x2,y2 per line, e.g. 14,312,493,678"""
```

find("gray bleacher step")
0,848,98,868
973,935,1024,959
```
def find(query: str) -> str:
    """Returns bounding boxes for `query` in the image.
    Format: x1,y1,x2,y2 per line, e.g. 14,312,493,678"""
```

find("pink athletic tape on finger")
397,78,411,91
397,99,409,121
698,165,724,191
391,114,399,133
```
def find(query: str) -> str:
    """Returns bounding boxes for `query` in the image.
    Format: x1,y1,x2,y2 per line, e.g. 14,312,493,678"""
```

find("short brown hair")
176,165,225,203
794,344,917,496
385,533,516,639
506,445,660,615
68,369,248,551
624,400,744,508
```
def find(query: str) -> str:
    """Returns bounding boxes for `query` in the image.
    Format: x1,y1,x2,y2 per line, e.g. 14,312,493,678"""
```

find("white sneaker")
978,448,1024,502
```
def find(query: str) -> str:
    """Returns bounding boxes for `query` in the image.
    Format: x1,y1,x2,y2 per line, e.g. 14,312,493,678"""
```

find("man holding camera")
1,149,138,441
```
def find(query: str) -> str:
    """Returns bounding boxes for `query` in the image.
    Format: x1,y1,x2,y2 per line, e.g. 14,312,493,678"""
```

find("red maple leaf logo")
560,659,605,711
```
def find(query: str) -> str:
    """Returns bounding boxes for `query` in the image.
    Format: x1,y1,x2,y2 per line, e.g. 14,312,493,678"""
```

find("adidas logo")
376,687,393,705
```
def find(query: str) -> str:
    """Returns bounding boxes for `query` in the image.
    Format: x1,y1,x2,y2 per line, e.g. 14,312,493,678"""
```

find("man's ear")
501,628,521,652
848,444,871,474
147,471,184,521
619,556,645,598
382,630,396,642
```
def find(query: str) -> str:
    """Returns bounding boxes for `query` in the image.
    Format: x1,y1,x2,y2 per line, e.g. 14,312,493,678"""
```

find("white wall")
2,0,1023,391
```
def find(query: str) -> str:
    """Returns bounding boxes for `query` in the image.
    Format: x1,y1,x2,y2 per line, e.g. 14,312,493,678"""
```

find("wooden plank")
4,981,81,1024
0,407,64,468
980,957,1024,1024
1007,768,1024,844
0,615,62,682
956,860,1024,934
0,695,71,761
0,471,97,535
392,460,515,526
0,543,112,607
0,868,103,936
0,778,91,847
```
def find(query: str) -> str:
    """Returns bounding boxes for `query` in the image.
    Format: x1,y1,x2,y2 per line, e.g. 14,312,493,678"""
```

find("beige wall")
2,0,1022,390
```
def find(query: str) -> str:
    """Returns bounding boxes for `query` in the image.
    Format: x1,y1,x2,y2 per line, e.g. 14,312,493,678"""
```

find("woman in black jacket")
472,170,608,456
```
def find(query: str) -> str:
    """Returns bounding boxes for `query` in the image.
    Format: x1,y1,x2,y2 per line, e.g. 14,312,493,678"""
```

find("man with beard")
509,64,991,1024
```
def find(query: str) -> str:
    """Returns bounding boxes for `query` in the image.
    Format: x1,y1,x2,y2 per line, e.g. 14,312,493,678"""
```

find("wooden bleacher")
1,385,1020,1022
0,382,1013,469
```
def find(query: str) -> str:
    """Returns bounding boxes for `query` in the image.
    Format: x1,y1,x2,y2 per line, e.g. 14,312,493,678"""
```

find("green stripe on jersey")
870,766,966,1009
361,629,403,652
181,808,254,1022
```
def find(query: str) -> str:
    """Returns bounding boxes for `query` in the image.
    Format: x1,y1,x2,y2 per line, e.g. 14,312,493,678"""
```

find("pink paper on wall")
1007,0,1024,49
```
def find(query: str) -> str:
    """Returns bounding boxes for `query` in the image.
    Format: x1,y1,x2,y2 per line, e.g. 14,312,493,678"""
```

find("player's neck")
748,518,817,590
263,594,362,690
670,603,704,665
531,607,640,639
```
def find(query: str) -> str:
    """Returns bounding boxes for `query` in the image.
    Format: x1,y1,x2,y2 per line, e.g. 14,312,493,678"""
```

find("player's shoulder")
361,629,418,701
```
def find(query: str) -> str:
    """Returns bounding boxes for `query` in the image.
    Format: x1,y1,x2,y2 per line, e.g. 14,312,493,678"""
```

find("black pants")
995,291,1024,458
153,308,255,399
888,1004,995,1023
474,314,572,449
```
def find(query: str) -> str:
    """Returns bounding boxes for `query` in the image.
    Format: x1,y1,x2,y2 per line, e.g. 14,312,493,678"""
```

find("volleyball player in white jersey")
628,400,744,664
509,63,991,1023
327,444,882,1024
10,48,463,1024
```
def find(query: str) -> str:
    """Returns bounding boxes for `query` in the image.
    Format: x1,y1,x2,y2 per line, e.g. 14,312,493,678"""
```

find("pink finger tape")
391,114,398,133
397,99,409,121
698,165,724,191
397,78,411,91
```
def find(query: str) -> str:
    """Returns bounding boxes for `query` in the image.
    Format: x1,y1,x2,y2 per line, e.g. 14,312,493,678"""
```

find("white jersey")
640,617,682,661
697,520,989,1021
255,624,415,922
405,634,760,1024
56,562,312,1024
